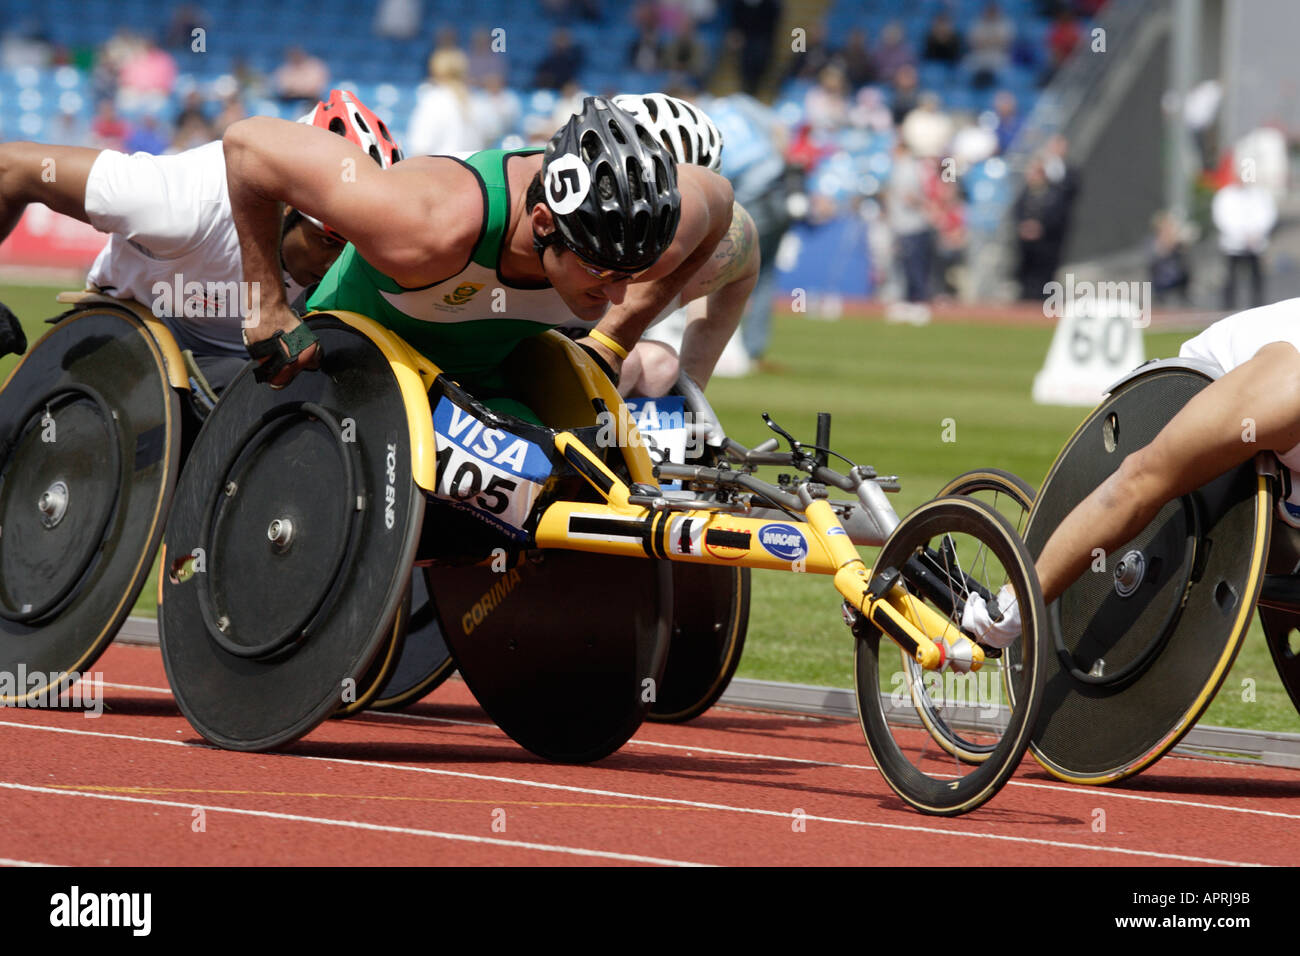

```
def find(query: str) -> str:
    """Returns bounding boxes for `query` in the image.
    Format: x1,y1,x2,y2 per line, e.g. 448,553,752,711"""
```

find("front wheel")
903,469,1036,764
854,495,1046,815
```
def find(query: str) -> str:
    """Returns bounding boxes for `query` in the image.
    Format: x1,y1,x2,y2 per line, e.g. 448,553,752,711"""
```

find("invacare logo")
50,886,151,936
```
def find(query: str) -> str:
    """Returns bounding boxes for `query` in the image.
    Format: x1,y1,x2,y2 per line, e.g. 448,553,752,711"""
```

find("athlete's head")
528,96,680,322
281,89,403,287
612,92,723,172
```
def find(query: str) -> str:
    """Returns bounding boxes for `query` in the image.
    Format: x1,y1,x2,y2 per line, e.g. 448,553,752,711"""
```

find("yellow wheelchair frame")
323,311,1048,816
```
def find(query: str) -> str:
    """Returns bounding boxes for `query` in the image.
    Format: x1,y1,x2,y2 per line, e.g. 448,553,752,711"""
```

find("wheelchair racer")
223,96,742,406
0,89,401,411
964,297,1300,648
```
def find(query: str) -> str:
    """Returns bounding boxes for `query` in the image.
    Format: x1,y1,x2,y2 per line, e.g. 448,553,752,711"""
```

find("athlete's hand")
242,303,321,389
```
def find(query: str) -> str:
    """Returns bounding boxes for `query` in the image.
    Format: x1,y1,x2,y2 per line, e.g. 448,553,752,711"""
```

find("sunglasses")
574,256,638,283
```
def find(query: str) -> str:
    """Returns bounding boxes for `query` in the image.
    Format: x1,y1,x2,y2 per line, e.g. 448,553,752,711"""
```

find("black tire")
646,565,750,723
902,469,1036,764
854,496,1046,815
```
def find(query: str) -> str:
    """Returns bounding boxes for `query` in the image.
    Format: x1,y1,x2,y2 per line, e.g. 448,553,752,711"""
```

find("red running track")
1,643,1296,867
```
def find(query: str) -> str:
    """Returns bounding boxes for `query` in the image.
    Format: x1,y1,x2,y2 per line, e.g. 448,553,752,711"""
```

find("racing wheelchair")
155,311,1048,815
953,358,1299,785
0,294,445,717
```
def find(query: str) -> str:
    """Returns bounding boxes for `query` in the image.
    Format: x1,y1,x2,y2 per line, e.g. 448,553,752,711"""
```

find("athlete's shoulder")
359,154,486,284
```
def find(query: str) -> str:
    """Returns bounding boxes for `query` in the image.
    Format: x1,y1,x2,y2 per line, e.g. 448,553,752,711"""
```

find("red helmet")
297,89,403,239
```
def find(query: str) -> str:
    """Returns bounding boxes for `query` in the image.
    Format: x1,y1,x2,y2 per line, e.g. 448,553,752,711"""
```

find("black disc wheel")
854,496,1046,815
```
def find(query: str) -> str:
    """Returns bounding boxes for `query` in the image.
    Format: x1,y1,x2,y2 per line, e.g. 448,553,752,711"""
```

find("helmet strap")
532,227,563,266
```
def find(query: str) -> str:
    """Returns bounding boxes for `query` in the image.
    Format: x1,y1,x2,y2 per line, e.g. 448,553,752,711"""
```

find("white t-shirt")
1179,297,1300,476
84,141,303,356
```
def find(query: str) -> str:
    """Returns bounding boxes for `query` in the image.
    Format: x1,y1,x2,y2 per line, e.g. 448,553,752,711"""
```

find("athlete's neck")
499,153,549,287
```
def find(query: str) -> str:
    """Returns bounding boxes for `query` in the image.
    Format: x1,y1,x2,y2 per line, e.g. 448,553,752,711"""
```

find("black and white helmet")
613,92,723,172
540,96,681,274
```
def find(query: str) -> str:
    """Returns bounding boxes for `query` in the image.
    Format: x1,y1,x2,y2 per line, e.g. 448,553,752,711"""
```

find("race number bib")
432,397,552,540
625,396,689,491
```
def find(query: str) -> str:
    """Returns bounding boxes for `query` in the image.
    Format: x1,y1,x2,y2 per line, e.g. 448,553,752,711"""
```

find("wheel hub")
37,480,69,529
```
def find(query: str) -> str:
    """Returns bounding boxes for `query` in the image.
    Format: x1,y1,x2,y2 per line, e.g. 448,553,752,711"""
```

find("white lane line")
363,711,1300,821
0,719,1264,866
101,682,172,694
0,857,59,867
0,782,708,868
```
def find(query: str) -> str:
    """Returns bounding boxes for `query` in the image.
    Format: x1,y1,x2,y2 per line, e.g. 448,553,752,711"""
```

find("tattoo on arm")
698,201,757,295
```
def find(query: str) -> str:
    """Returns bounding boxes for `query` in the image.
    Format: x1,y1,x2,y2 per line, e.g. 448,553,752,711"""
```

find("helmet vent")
596,168,617,202
607,118,628,144
626,158,645,201
645,98,659,121
352,112,370,135
328,118,346,136
581,130,603,163
665,97,680,119
677,130,693,165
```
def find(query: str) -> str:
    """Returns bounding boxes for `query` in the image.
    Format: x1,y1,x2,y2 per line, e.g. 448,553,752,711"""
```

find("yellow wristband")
588,329,629,361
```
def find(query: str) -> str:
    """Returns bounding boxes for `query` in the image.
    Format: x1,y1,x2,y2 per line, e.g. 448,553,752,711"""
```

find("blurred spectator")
628,4,663,73
804,65,851,132
838,28,877,88
950,113,998,168
173,107,214,150
888,64,920,126
212,92,248,138
1044,7,1081,82
886,141,935,306
472,72,522,147
118,36,178,103
0,20,52,69
90,100,129,151
543,0,601,21
967,1,1014,89
729,0,781,96
1213,165,1277,310
373,0,422,40
873,22,914,84
408,48,485,155
1148,211,1191,305
786,21,835,83
53,106,87,145
467,27,505,88
273,47,330,107
125,115,167,154
662,17,709,87
1182,79,1221,172
1040,134,1080,207
533,30,584,91
922,12,964,66
173,89,208,132
165,3,209,48
849,86,892,132
929,174,967,298
698,91,791,363
900,93,954,159
1014,156,1069,299
992,90,1021,153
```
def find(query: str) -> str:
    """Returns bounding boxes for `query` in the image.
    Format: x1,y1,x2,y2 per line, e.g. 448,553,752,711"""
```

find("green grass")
3,279,1295,733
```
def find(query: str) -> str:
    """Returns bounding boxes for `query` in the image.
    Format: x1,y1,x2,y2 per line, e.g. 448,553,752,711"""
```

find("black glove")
244,321,320,386
0,301,26,358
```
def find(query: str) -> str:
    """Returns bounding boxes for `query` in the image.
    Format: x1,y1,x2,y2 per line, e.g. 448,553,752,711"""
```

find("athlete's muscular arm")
675,200,760,385
223,117,480,383
0,142,100,241
584,165,734,367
